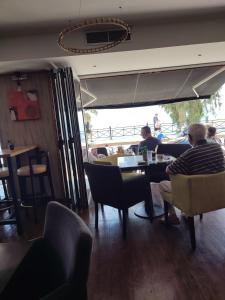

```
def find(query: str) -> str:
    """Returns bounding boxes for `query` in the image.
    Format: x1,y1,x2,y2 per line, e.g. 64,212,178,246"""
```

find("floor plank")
81,203,225,300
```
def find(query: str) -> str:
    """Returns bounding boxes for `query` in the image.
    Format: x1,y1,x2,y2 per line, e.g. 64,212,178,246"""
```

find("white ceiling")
67,42,225,77
1,41,225,77
0,0,225,78
1,0,225,34
1,1,225,107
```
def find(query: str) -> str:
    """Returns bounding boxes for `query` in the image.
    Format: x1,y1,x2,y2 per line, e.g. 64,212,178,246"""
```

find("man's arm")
166,165,173,175
166,155,189,175
138,141,144,153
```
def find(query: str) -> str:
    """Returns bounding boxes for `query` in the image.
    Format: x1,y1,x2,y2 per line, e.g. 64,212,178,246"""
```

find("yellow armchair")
94,154,127,166
162,171,225,249
94,154,140,179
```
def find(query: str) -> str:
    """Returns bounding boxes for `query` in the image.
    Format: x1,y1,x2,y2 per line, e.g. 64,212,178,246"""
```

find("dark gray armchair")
84,162,153,238
1,202,92,300
157,143,191,158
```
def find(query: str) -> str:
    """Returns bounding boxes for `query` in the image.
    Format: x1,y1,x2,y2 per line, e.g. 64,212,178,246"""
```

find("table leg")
134,203,164,219
134,166,164,219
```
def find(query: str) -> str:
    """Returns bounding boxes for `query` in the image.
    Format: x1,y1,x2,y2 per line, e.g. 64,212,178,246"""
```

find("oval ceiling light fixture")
58,17,130,54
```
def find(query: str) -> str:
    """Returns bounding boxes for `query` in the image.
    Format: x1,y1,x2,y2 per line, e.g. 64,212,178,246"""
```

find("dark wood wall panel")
0,71,63,198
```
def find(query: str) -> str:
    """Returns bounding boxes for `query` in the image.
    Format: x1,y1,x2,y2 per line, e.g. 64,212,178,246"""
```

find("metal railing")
84,119,225,141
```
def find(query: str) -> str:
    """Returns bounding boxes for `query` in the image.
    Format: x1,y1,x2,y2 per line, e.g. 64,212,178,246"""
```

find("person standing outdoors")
153,113,159,131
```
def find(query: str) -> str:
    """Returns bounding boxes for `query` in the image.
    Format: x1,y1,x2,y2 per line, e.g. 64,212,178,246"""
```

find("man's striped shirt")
168,140,225,175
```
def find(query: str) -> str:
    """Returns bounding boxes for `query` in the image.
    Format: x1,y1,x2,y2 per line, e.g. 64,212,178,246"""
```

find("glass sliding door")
50,68,88,209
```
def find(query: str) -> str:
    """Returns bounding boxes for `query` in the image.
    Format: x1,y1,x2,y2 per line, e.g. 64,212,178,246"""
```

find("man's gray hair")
188,123,206,141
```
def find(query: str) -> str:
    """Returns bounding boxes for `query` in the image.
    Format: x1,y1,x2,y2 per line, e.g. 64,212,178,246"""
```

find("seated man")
139,126,161,153
160,123,225,224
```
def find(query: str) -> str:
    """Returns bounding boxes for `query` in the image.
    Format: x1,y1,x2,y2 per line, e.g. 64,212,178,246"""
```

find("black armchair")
1,202,93,300
84,162,153,238
96,147,108,156
156,143,191,158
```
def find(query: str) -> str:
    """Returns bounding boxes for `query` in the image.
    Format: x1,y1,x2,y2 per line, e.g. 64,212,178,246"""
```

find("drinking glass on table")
152,151,156,161
156,154,164,162
147,150,152,162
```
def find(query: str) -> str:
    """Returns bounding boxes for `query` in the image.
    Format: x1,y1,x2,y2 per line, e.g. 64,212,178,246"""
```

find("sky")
89,84,225,129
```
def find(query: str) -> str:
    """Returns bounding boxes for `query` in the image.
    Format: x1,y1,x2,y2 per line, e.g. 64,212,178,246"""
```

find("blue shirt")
156,132,166,141
139,137,161,153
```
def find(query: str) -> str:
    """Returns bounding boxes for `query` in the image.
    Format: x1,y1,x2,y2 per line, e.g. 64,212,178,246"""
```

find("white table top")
117,155,175,169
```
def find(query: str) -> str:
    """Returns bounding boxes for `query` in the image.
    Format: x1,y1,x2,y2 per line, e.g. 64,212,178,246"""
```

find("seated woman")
207,126,222,144
82,148,106,163
117,146,125,155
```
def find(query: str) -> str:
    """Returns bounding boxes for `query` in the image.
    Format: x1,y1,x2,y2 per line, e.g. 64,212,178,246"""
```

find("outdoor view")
82,84,225,153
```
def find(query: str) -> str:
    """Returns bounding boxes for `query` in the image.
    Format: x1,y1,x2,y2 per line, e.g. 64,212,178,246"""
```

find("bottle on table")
7,140,15,150
142,146,148,161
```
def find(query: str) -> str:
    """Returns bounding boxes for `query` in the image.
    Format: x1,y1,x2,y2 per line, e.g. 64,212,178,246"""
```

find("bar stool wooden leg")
30,175,38,224
2,179,9,199
19,177,29,217
48,169,55,201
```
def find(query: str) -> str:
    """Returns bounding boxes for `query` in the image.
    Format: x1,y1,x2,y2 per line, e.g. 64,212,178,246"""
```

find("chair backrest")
93,160,112,166
29,150,50,170
44,202,92,285
84,162,123,208
96,147,108,156
157,143,191,158
94,153,128,166
170,171,225,216
129,144,139,155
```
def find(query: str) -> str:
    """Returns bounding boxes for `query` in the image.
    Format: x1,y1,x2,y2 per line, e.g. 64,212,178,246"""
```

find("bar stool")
0,167,9,198
0,166,14,213
17,150,55,222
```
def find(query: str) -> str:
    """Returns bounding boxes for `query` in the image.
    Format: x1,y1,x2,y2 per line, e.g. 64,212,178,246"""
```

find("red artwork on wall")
8,89,41,121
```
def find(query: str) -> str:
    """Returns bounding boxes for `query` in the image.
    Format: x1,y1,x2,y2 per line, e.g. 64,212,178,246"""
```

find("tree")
161,91,222,129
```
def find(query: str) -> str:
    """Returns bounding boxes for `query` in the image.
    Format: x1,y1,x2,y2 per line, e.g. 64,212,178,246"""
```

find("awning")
80,65,225,109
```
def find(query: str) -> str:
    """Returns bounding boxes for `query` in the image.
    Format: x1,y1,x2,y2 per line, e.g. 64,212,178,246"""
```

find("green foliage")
83,109,98,131
83,109,97,123
161,91,222,128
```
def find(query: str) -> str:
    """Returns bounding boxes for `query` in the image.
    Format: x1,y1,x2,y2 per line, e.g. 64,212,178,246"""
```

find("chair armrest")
40,282,71,300
169,174,192,215
28,236,42,242
169,172,225,216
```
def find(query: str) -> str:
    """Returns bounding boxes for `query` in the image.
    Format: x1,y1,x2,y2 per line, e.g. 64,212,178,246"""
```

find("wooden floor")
2,201,225,299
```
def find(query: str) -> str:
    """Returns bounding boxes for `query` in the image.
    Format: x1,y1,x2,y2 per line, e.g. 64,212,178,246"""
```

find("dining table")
0,145,38,234
117,154,175,218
